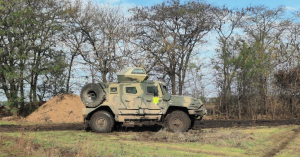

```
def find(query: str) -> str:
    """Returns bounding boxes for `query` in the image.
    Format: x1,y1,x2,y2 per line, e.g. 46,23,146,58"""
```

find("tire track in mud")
263,127,300,157
0,119,300,132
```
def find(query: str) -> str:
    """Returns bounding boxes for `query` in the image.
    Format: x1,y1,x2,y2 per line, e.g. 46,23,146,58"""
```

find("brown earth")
24,94,85,123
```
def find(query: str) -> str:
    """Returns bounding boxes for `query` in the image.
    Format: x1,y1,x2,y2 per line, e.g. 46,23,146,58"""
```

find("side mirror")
162,93,171,101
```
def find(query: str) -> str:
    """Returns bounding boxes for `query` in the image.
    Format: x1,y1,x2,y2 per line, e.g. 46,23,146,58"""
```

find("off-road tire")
80,83,106,108
90,111,114,133
165,110,191,132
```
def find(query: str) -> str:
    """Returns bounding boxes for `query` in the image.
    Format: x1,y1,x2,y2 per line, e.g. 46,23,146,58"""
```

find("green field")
0,121,299,157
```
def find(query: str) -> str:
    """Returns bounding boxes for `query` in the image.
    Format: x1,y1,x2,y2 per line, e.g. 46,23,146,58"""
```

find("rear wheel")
165,110,191,132
90,111,114,133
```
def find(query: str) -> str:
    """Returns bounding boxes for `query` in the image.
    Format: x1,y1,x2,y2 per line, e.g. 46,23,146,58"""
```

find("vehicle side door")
141,85,161,110
121,84,142,110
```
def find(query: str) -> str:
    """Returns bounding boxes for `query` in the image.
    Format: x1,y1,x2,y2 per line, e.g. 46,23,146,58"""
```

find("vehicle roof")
116,67,149,83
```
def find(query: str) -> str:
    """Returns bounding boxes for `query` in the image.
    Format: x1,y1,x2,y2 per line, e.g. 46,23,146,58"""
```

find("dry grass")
0,131,95,157
0,125,299,157
274,128,300,157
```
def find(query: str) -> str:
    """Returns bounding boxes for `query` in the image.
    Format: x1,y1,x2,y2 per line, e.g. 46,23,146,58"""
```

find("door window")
126,87,137,94
147,86,155,94
110,87,117,93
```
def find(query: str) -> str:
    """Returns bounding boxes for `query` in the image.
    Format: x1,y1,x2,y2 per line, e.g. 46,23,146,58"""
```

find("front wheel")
165,110,191,132
90,111,114,133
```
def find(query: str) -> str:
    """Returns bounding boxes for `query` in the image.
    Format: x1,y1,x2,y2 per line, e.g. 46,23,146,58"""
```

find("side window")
126,87,137,94
110,87,117,93
147,86,155,94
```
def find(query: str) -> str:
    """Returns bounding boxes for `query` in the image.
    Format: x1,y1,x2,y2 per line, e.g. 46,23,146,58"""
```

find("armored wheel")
90,111,114,133
80,83,106,107
165,110,191,132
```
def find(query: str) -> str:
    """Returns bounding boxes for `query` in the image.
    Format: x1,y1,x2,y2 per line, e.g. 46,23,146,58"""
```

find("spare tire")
80,83,106,108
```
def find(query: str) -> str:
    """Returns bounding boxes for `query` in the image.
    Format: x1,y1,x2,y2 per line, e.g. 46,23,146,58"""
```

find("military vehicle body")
81,67,206,133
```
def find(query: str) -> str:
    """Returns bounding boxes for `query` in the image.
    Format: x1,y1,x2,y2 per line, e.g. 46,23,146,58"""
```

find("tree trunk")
238,98,241,120
178,73,183,95
102,71,107,83
170,73,176,95
66,54,76,93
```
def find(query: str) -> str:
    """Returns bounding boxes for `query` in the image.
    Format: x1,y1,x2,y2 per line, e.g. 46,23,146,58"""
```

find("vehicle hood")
167,95,203,109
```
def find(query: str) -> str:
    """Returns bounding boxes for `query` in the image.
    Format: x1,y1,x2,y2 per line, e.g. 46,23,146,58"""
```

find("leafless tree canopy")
129,0,215,95
0,0,300,119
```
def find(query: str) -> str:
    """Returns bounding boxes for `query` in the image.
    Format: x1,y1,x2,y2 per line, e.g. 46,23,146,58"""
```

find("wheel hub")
87,91,97,101
172,118,183,129
96,118,107,128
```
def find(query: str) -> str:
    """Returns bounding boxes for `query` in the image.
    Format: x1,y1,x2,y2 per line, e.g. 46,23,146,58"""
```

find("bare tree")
240,6,290,118
62,3,85,92
272,10,300,118
212,7,245,119
66,0,129,83
130,0,215,95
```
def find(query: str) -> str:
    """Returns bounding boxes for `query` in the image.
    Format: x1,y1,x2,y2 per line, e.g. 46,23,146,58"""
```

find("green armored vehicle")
81,67,206,132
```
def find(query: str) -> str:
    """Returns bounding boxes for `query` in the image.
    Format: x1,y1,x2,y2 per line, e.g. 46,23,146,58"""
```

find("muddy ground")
1,119,300,132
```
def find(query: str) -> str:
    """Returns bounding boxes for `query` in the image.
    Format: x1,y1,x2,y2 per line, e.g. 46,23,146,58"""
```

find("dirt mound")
25,94,85,123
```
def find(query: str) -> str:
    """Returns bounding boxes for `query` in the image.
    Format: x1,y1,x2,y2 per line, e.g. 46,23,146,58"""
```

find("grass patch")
0,120,18,125
0,125,299,156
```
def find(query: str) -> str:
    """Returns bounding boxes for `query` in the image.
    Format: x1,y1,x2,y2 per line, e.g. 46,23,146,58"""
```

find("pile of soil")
25,94,85,123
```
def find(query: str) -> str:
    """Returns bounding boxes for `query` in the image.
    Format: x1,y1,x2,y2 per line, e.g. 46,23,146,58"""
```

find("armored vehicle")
81,67,206,132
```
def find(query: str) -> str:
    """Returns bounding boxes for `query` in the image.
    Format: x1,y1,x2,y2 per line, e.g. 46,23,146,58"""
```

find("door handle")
125,100,130,102
146,100,151,102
